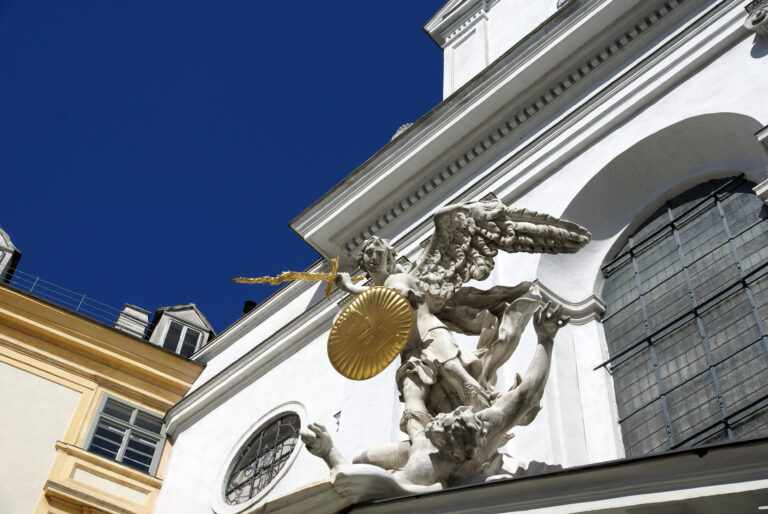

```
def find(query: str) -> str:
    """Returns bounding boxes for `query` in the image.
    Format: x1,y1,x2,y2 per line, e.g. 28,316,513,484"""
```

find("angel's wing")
410,200,590,303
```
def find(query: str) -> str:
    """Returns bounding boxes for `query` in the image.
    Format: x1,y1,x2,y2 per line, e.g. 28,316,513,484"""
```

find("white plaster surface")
190,281,325,389
0,362,80,514
442,0,558,97
155,330,347,513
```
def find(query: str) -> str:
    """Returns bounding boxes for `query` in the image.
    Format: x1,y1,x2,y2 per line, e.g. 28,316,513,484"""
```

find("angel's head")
425,406,488,462
357,236,398,277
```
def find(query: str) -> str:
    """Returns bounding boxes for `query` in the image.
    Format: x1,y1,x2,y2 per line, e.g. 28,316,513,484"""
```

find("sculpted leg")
331,464,442,504
400,375,431,440
353,441,410,470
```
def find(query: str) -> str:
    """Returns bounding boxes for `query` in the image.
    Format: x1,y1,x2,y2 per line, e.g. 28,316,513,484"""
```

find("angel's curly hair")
357,236,398,275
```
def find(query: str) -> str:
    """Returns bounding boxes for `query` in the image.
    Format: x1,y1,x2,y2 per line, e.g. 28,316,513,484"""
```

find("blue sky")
0,1,444,332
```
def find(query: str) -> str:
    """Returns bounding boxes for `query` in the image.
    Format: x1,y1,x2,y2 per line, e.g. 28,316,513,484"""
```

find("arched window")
600,175,768,457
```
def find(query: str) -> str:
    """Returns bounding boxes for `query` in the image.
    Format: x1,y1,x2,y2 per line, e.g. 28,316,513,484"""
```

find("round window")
223,412,301,506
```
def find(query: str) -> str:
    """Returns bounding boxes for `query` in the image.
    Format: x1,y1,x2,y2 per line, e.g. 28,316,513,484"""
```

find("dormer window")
162,320,202,358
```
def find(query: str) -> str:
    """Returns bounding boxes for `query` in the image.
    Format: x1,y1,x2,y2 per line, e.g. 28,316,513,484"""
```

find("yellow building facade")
0,284,203,513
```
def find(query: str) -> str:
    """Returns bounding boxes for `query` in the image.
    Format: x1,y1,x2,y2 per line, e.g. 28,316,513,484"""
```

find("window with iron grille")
600,176,768,457
85,395,164,474
224,413,300,505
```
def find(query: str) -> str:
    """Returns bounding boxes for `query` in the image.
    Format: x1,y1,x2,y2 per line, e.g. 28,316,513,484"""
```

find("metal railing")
5,268,123,326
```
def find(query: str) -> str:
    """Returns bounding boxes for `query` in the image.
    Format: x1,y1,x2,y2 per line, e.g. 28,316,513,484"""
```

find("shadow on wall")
536,112,767,300
751,33,768,58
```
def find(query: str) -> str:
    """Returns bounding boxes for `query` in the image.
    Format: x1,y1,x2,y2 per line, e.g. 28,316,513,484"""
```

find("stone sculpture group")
300,199,591,503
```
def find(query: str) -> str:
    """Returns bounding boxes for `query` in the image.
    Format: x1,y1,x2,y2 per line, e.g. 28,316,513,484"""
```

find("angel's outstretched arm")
337,272,368,295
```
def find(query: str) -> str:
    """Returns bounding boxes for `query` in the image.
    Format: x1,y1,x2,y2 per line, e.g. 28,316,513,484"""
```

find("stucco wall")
0,362,80,514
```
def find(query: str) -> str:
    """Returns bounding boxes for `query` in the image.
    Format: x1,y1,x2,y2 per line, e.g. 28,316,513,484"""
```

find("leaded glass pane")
654,319,706,391
600,176,768,456
622,400,667,457
225,413,300,505
612,347,657,419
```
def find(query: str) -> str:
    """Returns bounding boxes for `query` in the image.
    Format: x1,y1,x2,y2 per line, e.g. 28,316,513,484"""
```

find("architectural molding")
536,280,605,325
757,125,768,154
383,0,749,263
423,0,501,47
292,0,718,264
347,438,768,513
193,259,328,362
341,0,688,257
754,178,768,204
0,285,202,408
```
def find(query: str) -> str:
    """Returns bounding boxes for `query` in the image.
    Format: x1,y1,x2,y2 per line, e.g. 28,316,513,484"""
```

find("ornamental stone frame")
211,402,307,514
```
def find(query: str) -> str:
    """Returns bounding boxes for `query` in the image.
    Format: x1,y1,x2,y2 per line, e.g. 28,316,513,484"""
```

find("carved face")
357,237,397,276
425,406,487,463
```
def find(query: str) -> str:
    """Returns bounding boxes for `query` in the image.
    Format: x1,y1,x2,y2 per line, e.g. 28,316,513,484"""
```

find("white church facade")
156,0,768,512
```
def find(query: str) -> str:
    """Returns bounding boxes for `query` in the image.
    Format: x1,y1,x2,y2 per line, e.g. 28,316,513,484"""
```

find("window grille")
162,320,202,358
224,413,300,505
599,176,768,457
85,396,164,474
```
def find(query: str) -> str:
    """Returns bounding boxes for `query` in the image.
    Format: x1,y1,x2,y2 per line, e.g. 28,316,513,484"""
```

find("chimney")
114,304,150,339
242,300,257,316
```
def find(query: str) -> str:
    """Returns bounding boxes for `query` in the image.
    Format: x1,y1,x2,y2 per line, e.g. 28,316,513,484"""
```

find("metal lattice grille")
224,413,300,505
599,176,768,457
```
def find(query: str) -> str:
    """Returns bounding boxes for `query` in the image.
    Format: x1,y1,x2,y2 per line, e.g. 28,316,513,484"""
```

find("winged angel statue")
299,199,591,503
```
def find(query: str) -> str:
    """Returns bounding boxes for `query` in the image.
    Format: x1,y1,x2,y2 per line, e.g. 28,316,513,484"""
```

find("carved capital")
745,1,768,37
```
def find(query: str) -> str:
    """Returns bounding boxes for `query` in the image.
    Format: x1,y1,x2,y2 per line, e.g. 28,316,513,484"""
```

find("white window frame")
83,394,166,475
160,318,203,357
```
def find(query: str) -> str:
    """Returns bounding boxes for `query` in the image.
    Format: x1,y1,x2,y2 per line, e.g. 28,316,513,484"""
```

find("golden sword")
233,256,365,301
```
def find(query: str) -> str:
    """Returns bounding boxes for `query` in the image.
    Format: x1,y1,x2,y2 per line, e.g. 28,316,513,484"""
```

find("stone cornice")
423,0,501,48
0,285,202,408
341,0,693,259
192,259,328,362
291,0,702,265
54,442,163,488
350,438,768,513
367,0,748,264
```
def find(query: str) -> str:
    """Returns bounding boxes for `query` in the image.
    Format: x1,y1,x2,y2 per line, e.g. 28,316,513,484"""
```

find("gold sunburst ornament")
328,286,413,380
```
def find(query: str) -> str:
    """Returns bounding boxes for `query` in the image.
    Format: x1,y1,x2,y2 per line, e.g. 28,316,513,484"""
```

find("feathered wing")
410,200,591,305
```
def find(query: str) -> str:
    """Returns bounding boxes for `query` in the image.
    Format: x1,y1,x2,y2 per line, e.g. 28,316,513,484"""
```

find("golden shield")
328,286,414,380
